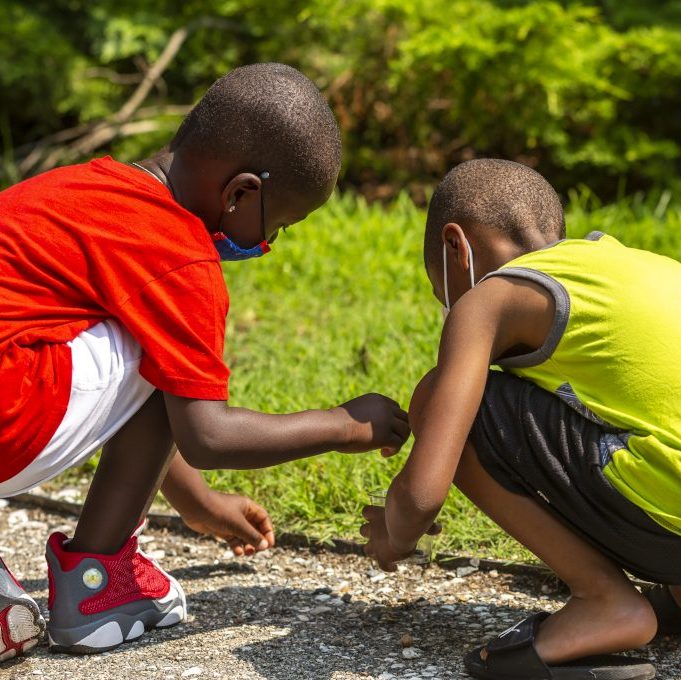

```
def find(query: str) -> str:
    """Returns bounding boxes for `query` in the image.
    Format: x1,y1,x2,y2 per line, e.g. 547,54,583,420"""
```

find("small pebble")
400,633,414,648
8,509,29,526
456,566,478,577
310,606,333,615
402,647,422,659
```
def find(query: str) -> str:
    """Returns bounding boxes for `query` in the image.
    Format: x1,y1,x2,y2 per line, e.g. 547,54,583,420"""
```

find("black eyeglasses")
259,171,269,241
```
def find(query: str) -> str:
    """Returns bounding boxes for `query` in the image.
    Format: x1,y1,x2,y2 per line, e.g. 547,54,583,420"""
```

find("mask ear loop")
442,243,450,312
259,171,270,242
466,239,476,289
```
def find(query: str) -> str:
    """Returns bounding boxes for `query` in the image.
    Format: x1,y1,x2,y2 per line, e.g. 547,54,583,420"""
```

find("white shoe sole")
0,601,45,662
48,583,187,654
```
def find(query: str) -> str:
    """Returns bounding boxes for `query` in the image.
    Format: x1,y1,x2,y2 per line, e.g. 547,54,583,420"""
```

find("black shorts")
469,370,681,584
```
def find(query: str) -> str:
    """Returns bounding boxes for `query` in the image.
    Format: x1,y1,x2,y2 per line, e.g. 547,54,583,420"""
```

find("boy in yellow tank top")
361,159,681,680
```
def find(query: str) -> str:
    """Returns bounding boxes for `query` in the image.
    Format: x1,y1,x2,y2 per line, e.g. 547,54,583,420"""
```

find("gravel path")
1,502,680,680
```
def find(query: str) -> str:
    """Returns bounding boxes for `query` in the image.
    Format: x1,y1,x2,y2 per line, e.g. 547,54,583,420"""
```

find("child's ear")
220,173,262,211
442,222,473,274
442,222,464,252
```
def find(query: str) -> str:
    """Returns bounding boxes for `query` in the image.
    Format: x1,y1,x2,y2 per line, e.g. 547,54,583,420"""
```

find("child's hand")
333,393,410,456
360,505,414,571
180,491,275,557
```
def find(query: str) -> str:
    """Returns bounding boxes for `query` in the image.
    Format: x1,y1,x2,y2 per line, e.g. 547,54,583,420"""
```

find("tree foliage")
1,0,680,196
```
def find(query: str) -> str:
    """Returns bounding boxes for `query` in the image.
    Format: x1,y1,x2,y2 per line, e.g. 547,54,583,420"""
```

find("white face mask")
441,238,475,320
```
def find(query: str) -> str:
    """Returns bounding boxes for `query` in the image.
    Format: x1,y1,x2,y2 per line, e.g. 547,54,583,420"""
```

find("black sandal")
643,585,681,636
463,612,656,679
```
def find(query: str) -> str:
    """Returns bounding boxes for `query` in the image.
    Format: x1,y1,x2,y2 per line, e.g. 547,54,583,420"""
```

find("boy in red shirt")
0,63,409,658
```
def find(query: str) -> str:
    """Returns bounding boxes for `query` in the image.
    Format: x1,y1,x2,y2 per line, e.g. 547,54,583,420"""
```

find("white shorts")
0,319,155,497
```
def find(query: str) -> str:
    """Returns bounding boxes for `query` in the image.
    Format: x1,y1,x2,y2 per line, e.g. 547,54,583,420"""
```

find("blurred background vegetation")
2,0,681,199
5,1,681,557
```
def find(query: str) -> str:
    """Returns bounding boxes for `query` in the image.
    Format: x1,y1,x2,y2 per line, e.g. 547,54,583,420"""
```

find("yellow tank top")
484,232,681,535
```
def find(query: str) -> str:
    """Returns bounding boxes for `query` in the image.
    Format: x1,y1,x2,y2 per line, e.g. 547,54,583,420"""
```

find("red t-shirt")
0,157,230,482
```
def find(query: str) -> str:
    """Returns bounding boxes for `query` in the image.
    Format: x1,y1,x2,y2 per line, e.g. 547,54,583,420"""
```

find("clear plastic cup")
368,489,434,565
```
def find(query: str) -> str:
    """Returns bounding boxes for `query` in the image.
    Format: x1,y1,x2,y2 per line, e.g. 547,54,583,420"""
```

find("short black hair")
424,158,565,268
170,63,342,196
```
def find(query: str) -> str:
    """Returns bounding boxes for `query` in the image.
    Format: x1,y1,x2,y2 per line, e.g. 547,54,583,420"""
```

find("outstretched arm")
362,276,555,568
164,392,411,470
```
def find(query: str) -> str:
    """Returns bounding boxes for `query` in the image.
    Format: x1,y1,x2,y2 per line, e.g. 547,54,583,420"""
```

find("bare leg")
454,442,657,664
69,391,174,554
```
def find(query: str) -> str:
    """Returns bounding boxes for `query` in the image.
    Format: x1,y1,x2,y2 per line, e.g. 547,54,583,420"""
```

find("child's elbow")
176,442,211,470
392,474,445,521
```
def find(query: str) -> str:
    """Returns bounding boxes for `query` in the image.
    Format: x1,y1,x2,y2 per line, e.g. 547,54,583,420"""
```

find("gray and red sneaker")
46,522,186,654
0,556,45,661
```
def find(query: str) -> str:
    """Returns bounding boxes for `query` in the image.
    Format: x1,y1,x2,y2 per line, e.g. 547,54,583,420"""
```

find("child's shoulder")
500,231,679,283
1,157,220,294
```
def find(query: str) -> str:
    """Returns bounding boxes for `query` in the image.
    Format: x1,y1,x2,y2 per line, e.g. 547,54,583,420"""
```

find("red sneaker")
0,556,45,661
46,522,186,654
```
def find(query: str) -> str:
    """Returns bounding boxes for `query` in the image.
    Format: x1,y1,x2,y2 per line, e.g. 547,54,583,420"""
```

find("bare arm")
160,451,213,517
383,277,555,554
164,392,411,470
160,452,275,555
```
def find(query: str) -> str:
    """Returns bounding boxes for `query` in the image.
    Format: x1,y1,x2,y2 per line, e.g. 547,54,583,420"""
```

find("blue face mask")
212,170,271,262
211,233,271,261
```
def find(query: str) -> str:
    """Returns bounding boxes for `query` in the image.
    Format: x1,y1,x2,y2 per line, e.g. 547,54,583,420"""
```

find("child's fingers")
426,522,442,536
381,446,398,457
362,505,382,520
392,420,411,442
255,517,275,546
383,396,402,410
247,501,275,547
384,432,407,454
257,514,274,535
359,523,370,538
228,538,245,556
395,407,410,423
247,500,274,531
233,514,270,551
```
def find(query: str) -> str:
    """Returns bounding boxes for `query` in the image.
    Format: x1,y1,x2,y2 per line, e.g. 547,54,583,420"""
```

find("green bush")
2,0,681,196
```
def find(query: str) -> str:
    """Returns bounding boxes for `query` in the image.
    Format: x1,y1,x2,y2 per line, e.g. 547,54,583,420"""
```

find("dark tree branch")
10,16,243,178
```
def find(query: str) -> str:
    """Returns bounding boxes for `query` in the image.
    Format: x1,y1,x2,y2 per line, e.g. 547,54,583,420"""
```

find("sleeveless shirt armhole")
478,267,571,369
585,230,605,241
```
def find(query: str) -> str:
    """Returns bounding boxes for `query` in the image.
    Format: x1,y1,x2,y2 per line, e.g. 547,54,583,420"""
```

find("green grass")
63,187,681,561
